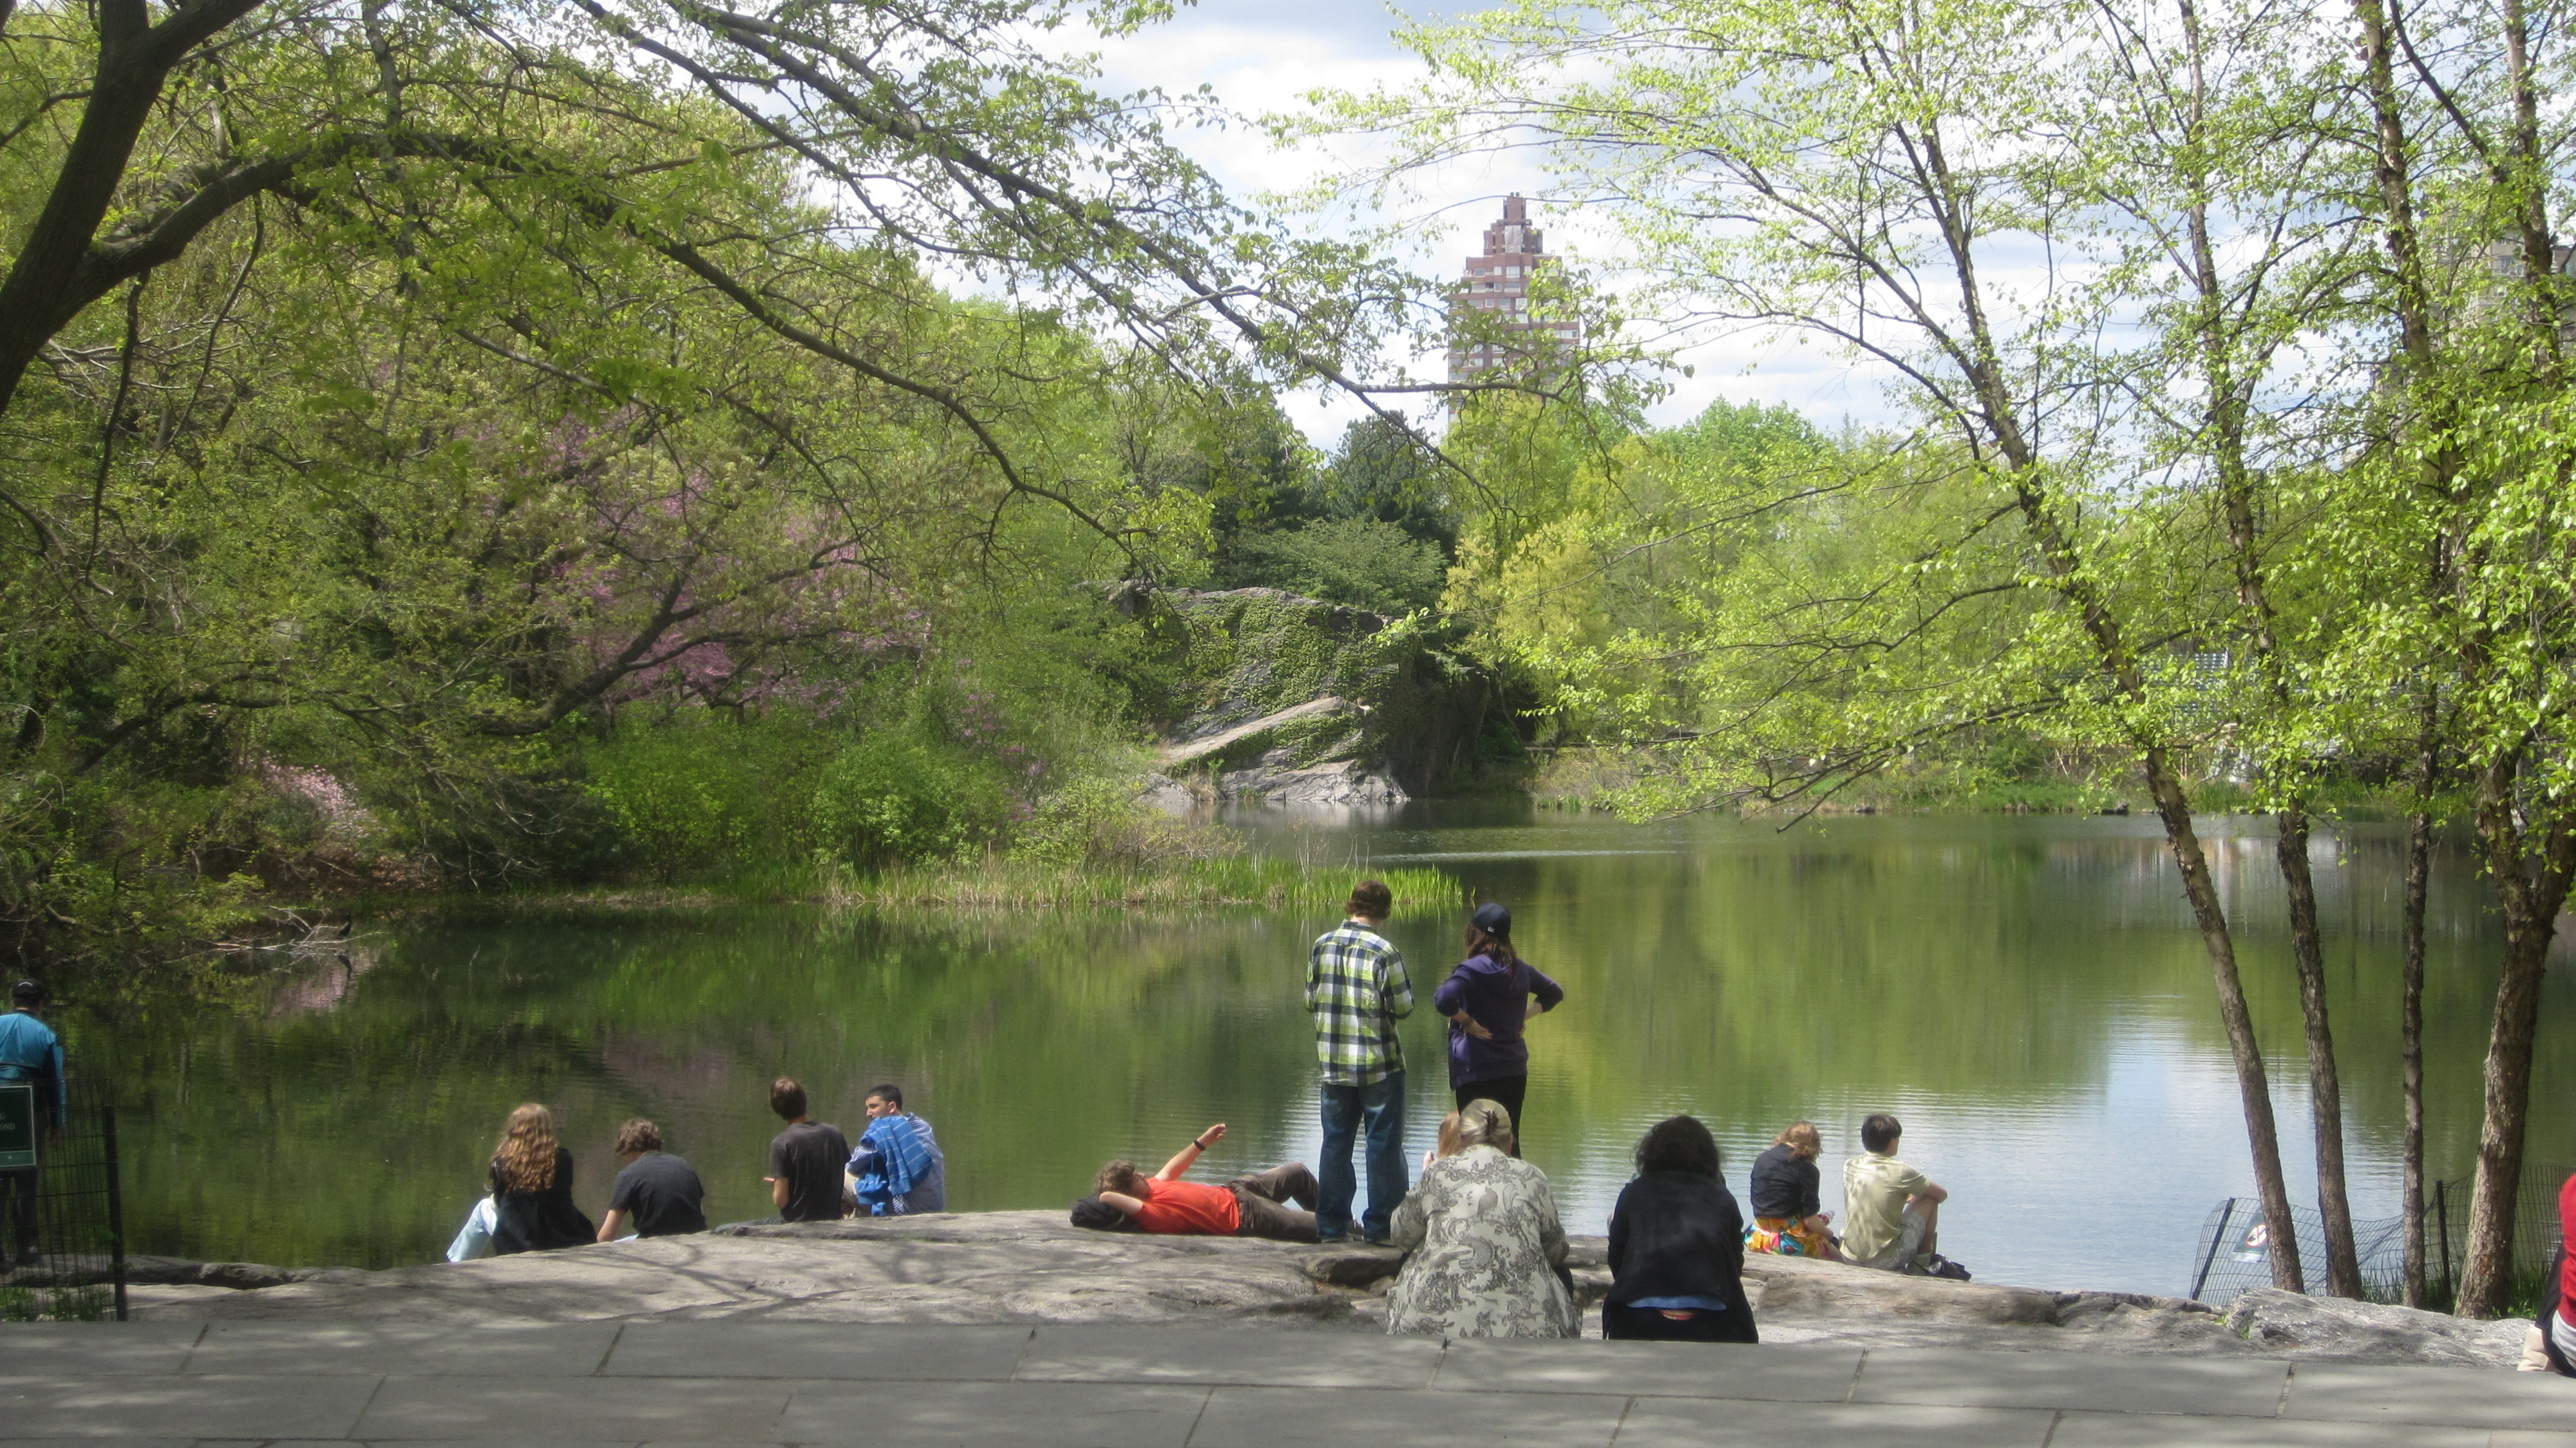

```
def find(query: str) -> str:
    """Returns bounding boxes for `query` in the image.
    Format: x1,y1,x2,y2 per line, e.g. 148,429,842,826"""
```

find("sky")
1065,0,1899,445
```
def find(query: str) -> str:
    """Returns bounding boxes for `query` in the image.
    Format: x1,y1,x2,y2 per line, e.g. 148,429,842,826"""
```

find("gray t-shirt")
768,1121,851,1223
607,1150,707,1237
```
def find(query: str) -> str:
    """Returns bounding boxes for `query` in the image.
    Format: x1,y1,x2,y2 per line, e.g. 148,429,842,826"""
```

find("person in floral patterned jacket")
1383,1099,1578,1338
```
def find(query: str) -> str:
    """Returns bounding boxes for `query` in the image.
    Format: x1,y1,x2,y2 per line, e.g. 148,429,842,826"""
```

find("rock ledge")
102,1210,2527,1367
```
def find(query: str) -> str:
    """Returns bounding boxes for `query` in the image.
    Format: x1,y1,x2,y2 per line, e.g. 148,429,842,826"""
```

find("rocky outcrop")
1213,749,1410,806
2222,1288,2530,1367
1121,586,1510,802
105,1210,2526,1367
1,1253,354,1291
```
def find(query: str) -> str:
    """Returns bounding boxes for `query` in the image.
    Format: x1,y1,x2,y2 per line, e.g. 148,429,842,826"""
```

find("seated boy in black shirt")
596,1118,708,1241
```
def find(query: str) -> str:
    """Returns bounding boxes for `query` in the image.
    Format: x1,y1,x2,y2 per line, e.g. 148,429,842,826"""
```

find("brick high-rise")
1449,194,1578,380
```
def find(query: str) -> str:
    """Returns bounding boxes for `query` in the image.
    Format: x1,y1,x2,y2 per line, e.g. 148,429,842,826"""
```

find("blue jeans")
1317,1072,1407,1241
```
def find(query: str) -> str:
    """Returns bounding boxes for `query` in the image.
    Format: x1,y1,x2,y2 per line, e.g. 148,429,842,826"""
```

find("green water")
59,806,2574,1295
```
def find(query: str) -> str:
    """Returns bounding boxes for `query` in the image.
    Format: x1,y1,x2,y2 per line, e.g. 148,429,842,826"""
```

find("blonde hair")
493,1103,560,1192
1456,1098,1515,1153
1435,1110,1464,1159
1775,1120,1823,1158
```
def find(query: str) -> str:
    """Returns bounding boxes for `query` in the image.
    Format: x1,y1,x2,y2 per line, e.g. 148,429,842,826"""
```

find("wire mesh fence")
2186,1196,2407,1307
0,1077,128,1322
2427,1163,2568,1310
2186,1161,2570,1310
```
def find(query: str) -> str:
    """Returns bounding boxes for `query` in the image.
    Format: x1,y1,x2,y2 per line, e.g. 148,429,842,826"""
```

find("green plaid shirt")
1305,922,1414,1087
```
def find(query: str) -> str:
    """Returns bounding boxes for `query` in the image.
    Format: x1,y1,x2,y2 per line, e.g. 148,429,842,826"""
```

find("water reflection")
66,809,2571,1295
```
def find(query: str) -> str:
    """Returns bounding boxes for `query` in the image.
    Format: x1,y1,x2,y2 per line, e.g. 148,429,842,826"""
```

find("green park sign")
0,1082,33,1170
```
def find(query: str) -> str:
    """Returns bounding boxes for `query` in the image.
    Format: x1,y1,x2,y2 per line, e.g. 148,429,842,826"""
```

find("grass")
832,857,1461,914
2398,1266,2554,1320
334,857,1462,920
0,1281,112,1322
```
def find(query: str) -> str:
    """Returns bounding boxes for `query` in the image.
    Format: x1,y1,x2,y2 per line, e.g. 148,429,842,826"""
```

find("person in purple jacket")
1432,902,1564,1156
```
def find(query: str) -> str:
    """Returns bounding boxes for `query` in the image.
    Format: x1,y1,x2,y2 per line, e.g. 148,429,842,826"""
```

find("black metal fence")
0,1077,127,1322
2186,1161,2568,1310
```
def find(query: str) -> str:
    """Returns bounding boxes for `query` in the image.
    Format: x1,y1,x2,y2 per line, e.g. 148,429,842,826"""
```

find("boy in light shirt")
1841,1112,1949,1272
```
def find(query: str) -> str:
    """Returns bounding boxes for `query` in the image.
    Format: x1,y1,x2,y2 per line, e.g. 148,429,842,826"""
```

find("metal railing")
0,1077,127,1322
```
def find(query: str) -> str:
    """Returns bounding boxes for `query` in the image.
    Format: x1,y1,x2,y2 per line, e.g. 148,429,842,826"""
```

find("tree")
2072,0,2374,1299
0,0,1479,960
1329,0,2336,1287
2330,0,2576,1317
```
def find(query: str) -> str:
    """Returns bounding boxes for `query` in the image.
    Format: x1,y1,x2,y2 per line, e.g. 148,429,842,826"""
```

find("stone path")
4,1318,2570,1446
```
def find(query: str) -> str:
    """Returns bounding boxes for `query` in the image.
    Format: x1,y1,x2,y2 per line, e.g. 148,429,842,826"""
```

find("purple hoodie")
1434,951,1565,1088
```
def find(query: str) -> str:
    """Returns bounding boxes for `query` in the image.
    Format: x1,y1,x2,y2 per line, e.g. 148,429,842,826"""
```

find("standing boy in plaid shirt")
1305,879,1413,1243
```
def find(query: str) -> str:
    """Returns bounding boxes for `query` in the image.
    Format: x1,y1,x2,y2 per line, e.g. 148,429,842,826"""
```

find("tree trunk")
2455,767,2576,1317
0,0,268,423
2276,806,2363,1296
2145,748,2304,1291
2400,701,2436,1308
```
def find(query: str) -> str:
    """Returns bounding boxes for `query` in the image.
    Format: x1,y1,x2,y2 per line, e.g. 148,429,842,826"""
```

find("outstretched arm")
1155,1123,1226,1181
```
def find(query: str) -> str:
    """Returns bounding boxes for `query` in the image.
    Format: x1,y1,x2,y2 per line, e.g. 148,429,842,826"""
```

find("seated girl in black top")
488,1103,596,1253
1604,1115,1756,1343
1747,1120,1840,1260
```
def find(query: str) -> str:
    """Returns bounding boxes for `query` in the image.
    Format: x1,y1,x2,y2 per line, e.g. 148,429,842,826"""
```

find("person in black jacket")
1747,1121,1840,1261
488,1103,596,1253
1603,1115,1757,1343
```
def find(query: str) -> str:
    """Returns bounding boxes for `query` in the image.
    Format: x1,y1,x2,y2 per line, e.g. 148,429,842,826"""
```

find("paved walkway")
3,1319,2569,1446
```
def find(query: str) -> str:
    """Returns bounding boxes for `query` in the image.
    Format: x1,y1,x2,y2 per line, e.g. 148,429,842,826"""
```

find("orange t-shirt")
1134,1177,1240,1235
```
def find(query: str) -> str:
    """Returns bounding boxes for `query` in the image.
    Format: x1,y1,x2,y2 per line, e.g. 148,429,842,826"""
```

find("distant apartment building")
1450,195,1580,381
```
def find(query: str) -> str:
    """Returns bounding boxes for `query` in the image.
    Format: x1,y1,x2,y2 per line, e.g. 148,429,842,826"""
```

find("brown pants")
1229,1163,1320,1243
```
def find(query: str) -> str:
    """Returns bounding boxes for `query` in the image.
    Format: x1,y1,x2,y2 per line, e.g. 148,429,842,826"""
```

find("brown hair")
1775,1121,1823,1158
1466,904,1519,969
614,1119,664,1155
1347,879,1394,919
770,1078,808,1121
493,1103,560,1192
1434,1110,1464,1159
1094,1159,1146,1197
1861,1112,1902,1153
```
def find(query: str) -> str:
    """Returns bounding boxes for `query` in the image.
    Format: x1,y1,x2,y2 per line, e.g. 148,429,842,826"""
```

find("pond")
60,805,2576,1297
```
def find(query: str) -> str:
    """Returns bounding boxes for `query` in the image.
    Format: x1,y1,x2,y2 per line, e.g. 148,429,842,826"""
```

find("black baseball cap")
11,979,43,1005
1470,902,1512,937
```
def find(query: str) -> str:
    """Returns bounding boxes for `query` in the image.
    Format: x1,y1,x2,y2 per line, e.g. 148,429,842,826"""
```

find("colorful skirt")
1745,1214,1833,1259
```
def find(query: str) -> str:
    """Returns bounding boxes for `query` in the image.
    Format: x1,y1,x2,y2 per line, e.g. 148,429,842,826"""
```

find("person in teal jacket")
1,979,65,1265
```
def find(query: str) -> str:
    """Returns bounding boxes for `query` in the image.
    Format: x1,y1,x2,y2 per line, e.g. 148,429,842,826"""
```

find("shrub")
808,732,1005,870
1008,776,1231,870
583,729,764,882
1220,517,1447,614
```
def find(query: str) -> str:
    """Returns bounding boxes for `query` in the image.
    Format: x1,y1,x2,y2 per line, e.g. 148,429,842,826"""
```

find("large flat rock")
105,1210,2532,1367
126,1212,1361,1328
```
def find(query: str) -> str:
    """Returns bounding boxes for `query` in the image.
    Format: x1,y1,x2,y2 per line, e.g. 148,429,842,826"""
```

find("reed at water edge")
835,857,1461,913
